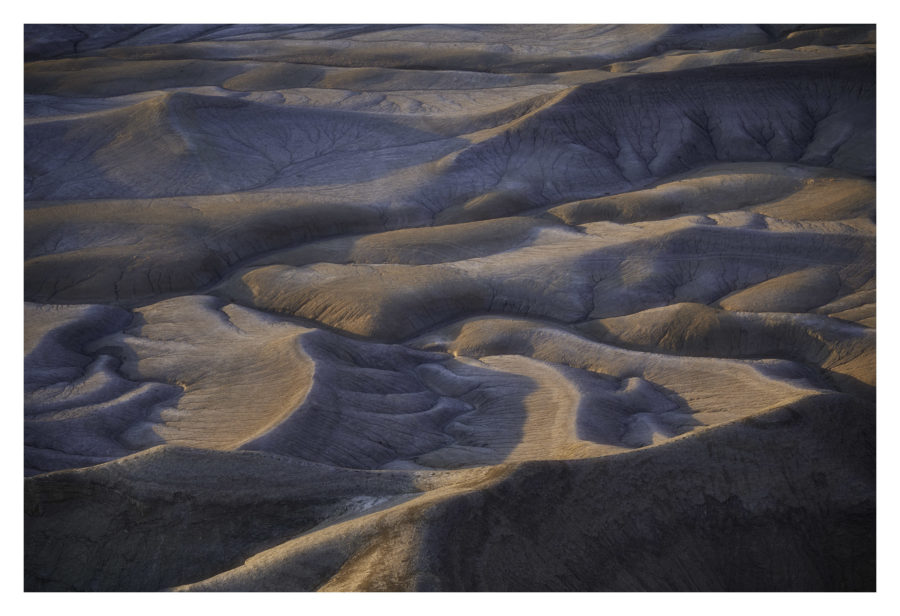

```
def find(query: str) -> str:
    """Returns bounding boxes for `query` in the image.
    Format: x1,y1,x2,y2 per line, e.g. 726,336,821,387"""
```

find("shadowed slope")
28,387,867,591
25,446,424,591
416,56,874,217
25,91,464,200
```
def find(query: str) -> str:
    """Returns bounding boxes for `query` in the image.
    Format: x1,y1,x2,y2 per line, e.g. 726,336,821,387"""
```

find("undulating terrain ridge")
24,24,875,591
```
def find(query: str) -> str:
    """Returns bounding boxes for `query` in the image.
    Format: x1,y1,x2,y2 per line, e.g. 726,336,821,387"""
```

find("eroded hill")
24,24,875,591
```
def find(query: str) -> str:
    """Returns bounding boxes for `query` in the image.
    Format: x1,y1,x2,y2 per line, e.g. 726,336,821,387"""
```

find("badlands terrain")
24,24,875,591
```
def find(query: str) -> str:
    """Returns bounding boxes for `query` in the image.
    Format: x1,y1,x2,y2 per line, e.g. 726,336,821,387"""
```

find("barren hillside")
24,24,875,591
